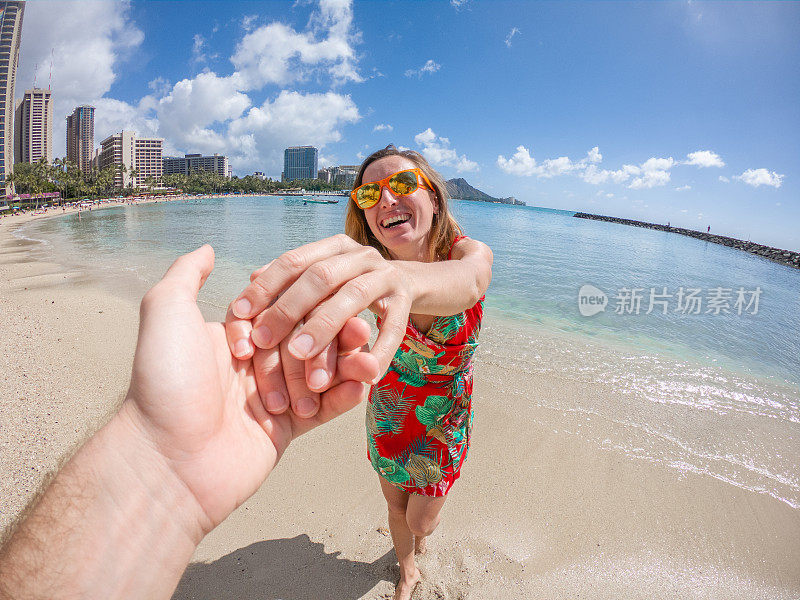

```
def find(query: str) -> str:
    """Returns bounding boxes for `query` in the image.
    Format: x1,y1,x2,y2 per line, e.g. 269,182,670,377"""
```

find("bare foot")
414,535,427,555
394,567,421,600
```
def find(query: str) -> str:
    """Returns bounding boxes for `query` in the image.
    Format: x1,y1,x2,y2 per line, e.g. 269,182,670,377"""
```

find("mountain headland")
445,178,525,206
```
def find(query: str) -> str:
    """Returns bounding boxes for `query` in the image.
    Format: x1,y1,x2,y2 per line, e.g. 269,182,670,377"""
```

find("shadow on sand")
172,534,396,600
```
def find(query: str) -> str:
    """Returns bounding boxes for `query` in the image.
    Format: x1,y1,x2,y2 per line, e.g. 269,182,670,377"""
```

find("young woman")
226,146,492,600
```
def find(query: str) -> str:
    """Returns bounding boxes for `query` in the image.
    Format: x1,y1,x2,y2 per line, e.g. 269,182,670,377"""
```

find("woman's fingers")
249,248,385,350
305,337,337,392
249,260,273,282
280,324,320,418
225,304,254,360
334,351,380,385
279,270,397,359
369,296,411,380
252,345,291,414
337,316,372,354
231,234,358,320
307,317,379,392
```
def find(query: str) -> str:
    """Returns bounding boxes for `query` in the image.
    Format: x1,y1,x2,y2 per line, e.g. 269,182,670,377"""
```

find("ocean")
16,196,800,509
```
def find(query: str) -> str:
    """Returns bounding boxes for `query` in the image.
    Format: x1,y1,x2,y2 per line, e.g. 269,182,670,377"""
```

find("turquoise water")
17,197,800,508
23,196,799,386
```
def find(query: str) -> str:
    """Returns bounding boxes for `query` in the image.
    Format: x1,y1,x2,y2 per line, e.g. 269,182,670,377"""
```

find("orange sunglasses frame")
350,168,435,209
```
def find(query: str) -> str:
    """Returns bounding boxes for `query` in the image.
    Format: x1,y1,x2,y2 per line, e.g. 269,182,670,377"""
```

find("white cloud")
17,0,144,156
628,157,674,189
414,128,478,173
734,168,784,188
231,0,362,89
450,0,470,8
498,145,680,190
684,150,724,168
241,14,258,32
17,0,363,174
505,27,521,48
373,123,393,132
404,60,441,78
226,91,360,172
496,145,537,176
586,146,602,164
675,185,692,192
719,175,730,183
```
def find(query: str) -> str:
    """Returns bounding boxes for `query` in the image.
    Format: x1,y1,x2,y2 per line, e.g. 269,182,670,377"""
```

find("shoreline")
573,211,800,270
1,210,799,598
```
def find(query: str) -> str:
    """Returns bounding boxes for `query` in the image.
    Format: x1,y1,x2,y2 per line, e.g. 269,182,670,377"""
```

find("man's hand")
0,245,375,600
123,244,375,531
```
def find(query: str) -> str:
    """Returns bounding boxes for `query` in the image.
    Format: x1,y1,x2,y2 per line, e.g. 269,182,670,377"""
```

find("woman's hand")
225,234,413,387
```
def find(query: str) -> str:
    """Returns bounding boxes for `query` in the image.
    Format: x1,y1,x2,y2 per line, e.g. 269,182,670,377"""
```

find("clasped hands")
125,235,412,533
224,233,413,420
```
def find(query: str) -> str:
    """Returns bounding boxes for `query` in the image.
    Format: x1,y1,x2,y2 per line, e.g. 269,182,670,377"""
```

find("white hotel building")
99,130,163,188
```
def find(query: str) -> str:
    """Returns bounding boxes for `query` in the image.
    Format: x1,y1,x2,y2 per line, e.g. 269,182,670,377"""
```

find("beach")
1,209,799,599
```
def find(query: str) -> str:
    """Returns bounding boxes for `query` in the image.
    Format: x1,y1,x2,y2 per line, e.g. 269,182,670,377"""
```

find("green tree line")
6,158,119,202
5,157,349,202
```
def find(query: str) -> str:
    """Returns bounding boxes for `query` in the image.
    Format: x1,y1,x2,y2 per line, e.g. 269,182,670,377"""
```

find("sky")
15,0,800,250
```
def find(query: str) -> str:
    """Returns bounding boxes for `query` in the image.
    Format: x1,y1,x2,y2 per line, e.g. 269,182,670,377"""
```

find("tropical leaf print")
416,395,454,428
376,456,411,484
369,384,414,436
406,453,443,487
390,350,428,387
427,312,466,344
405,338,440,358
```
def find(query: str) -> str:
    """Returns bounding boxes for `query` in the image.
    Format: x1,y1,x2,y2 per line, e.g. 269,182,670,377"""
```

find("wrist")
0,403,207,599
112,401,212,543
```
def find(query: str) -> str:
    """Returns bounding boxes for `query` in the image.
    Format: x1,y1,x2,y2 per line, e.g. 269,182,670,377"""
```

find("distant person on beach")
708,225,711,233
226,145,493,599
0,245,379,597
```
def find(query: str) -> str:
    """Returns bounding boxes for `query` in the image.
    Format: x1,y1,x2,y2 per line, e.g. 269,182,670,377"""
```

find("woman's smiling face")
362,156,439,262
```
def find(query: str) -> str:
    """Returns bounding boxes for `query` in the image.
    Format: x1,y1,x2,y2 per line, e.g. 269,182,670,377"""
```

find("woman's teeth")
381,214,411,228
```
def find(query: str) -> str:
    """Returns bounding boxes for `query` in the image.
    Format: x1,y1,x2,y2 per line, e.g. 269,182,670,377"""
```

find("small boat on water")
302,197,339,204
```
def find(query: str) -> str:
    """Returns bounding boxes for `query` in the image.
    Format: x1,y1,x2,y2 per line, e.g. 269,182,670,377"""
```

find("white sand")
1,211,798,599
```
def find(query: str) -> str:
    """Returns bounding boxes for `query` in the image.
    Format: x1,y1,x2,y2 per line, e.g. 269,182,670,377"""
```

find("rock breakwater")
573,212,800,270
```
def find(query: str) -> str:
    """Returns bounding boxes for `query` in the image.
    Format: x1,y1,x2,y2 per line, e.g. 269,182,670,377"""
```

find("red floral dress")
366,236,484,496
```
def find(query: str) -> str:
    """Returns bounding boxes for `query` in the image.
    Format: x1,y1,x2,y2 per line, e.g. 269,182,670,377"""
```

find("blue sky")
17,1,800,249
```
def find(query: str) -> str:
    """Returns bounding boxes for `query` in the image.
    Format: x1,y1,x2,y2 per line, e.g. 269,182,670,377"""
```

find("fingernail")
308,368,329,390
233,298,252,318
264,391,287,413
233,339,252,357
288,334,314,358
296,396,318,417
252,325,272,347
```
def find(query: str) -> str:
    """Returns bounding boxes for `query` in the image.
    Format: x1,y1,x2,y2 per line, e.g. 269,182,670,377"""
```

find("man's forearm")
0,404,204,600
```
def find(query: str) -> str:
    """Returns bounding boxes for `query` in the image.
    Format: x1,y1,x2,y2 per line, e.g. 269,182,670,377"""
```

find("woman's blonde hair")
345,145,462,262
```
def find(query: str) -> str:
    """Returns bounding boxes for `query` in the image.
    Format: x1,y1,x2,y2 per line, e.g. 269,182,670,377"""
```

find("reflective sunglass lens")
356,183,380,208
389,170,418,195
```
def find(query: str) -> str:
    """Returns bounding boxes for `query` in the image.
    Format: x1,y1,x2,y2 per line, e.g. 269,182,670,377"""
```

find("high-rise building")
0,1,25,194
66,105,94,172
162,153,229,178
317,166,332,184
15,88,52,164
99,130,163,188
331,164,359,189
282,145,318,181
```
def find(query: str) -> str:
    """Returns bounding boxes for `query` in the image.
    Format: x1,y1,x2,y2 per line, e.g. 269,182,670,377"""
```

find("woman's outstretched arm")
225,234,493,388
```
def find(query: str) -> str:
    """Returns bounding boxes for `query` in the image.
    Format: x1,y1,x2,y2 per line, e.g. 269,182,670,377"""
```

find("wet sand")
1,212,798,599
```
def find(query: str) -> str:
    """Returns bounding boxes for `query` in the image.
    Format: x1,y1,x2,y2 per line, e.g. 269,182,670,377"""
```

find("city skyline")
7,1,800,249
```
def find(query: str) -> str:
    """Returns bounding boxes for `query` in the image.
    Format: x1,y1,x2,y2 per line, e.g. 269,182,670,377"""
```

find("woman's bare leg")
379,477,420,600
406,492,448,557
